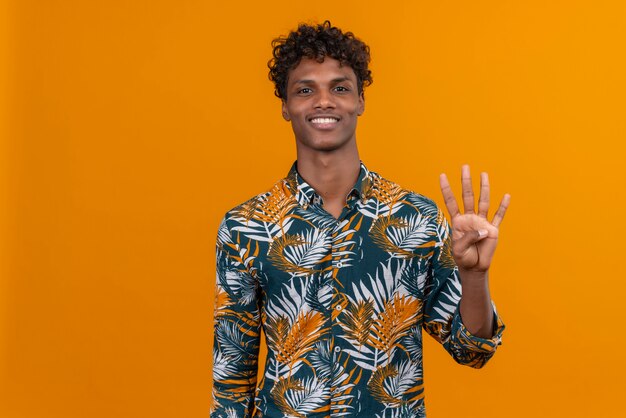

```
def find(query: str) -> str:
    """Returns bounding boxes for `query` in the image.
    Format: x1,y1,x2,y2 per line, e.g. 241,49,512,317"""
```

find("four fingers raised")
439,166,510,227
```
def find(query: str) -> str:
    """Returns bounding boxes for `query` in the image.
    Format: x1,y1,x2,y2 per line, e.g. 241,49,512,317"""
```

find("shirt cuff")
452,301,505,354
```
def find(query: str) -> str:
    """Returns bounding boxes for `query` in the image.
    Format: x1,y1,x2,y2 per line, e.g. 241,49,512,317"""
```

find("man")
211,21,510,418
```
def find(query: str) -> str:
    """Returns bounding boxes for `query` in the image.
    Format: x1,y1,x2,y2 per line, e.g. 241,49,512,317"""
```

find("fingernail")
478,229,488,237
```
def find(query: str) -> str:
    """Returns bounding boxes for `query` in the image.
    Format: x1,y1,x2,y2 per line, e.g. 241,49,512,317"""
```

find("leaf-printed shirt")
211,161,505,418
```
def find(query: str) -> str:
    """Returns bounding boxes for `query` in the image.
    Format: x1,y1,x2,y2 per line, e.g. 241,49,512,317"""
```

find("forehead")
287,57,357,84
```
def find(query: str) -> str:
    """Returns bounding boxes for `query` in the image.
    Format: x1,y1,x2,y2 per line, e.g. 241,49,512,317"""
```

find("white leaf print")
356,198,402,219
431,278,462,322
264,357,304,382
403,193,439,218
384,360,421,399
283,228,331,270
212,347,239,381
385,213,436,253
215,321,253,360
265,277,307,323
231,217,293,243
342,348,389,372
350,259,401,311
296,207,337,229
225,270,257,306
217,219,233,246
309,341,332,379
285,376,330,415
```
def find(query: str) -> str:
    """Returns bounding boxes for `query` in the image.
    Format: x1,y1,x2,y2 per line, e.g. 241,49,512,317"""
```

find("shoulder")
220,177,295,229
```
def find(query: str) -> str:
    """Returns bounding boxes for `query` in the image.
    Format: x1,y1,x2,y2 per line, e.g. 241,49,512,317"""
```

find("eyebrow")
294,77,353,85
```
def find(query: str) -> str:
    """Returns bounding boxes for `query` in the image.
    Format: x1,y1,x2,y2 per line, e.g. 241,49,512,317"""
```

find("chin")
308,143,347,153
299,136,353,153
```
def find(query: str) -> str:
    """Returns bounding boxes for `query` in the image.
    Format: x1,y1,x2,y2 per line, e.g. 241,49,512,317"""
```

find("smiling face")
281,57,365,154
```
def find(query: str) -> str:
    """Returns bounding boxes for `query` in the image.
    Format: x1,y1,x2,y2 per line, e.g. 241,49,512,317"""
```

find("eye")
297,87,312,94
334,86,350,93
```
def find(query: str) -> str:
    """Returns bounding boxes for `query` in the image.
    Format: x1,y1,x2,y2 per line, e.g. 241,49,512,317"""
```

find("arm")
439,165,510,338
459,270,494,338
422,210,505,369
210,217,261,418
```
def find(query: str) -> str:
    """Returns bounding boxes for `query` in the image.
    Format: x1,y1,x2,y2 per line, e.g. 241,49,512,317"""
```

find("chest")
247,206,435,311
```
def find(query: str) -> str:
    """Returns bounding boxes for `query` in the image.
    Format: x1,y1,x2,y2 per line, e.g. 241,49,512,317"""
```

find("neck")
295,141,361,204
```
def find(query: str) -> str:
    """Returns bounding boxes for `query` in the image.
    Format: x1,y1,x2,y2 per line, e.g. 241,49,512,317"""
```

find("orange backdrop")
2,1,625,417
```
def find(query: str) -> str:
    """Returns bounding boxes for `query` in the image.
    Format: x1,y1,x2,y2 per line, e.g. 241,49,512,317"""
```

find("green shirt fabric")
211,161,505,418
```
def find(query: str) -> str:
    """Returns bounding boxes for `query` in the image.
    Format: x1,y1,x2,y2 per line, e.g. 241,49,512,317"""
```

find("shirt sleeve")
422,209,505,369
210,217,261,417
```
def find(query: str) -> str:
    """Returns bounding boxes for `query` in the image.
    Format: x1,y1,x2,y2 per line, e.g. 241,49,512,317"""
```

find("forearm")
458,270,494,339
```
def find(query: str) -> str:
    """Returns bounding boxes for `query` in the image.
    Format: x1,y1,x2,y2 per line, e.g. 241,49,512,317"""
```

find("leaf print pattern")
211,161,505,418
276,310,326,367
271,376,330,417
340,299,375,347
367,360,422,407
369,214,436,259
369,294,422,356
267,229,331,275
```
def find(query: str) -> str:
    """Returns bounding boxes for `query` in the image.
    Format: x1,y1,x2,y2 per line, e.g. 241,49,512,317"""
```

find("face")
281,57,365,153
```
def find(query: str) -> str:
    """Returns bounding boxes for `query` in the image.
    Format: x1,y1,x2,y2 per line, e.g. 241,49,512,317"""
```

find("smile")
310,117,339,124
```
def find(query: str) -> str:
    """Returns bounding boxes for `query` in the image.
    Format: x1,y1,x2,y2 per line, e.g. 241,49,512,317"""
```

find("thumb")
453,229,489,256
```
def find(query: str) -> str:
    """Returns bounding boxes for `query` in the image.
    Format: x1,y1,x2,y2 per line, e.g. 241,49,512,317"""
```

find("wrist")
458,269,489,287
459,269,489,294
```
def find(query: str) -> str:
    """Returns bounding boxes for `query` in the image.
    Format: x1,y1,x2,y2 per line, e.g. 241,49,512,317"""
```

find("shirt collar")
284,160,373,208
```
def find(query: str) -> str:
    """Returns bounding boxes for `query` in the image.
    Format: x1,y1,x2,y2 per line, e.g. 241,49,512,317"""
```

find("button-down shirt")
211,161,505,418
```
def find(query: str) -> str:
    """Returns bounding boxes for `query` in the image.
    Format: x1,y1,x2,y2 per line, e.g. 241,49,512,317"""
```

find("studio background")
1,1,625,417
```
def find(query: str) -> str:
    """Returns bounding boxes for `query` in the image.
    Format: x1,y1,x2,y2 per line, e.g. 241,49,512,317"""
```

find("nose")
315,90,335,109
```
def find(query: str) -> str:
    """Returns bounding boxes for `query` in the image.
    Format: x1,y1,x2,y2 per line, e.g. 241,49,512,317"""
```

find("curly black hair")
268,21,372,100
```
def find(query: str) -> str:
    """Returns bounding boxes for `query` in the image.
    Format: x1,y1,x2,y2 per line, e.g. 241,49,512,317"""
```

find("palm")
440,166,510,273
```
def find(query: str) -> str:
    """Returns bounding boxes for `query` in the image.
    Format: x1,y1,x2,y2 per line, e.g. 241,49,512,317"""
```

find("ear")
357,91,365,116
281,100,291,121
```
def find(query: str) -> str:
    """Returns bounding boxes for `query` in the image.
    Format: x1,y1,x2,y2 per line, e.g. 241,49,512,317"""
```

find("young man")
211,21,510,418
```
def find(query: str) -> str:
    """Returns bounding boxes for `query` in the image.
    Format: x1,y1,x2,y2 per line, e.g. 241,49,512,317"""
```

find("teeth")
311,117,338,124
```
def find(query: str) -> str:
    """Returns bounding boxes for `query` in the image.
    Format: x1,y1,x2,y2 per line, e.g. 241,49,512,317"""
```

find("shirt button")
336,262,343,268
335,305,343,311
334,346,341,353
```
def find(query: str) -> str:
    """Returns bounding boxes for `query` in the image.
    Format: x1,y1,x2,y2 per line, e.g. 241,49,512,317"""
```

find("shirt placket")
299,179,362,417
328,194,359,418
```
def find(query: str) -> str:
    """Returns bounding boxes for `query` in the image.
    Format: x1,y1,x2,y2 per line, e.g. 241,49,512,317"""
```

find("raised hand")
439,165,510,274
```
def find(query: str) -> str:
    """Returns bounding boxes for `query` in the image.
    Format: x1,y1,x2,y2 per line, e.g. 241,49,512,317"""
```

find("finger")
461,165,475,214
439,173,460,218
491,193,511,227
477,172,490,218
452,229,489,257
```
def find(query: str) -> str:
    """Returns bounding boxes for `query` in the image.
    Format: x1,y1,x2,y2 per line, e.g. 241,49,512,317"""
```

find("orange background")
2,1,625,417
